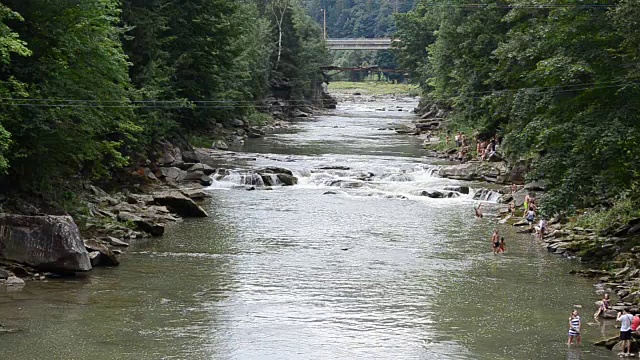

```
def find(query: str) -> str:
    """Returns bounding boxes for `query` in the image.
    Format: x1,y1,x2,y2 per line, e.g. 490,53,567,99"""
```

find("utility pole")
322,8,327,39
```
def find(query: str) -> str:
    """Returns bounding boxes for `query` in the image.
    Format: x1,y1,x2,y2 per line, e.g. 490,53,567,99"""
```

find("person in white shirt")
617,309,635,357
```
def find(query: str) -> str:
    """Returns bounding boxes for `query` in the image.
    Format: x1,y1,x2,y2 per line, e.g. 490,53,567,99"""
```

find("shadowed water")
0,96,621,359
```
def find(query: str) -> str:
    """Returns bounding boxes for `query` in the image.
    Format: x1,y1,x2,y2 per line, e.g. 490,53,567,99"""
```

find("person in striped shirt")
567,309,581,345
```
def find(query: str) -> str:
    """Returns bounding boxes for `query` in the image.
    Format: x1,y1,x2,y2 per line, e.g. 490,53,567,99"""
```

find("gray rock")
212,140,229,150
260,167,294,176
329,180,364,189
0,269,10,279
159,167,187,182
419,190,458,199
180,189,212,200
439,162,510,183
188,163,216,175
443,186,470,194
84,239,119,267
293,109,311,118
143,168,158,181
277,174,298,186
198,175,213,186
153,192,208,217
0,215,91,272
229,118,245,127
107,237,129,247
181,150,199,163
117,212,165,237
524,180,547,191
5,275,24,286
158,142,183,167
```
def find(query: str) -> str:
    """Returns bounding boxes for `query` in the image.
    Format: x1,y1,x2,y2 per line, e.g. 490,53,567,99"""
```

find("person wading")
491,229,500,255
567,309,581,346
475,203,483,218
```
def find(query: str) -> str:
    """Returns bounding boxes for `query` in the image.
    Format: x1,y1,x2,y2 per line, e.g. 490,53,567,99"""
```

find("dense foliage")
0,0,327,193
396,0,640,216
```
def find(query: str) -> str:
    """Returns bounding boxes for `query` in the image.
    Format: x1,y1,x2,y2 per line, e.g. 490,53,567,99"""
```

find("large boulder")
439,161,510,183
153,192,208,217
0,215,91,272
277,174,298,186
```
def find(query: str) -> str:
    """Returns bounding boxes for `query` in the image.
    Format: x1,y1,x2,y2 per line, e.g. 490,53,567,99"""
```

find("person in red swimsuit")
632,312,640,334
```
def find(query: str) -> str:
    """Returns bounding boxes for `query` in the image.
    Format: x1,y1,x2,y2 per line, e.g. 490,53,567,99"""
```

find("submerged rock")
443,186,470,194
277,174,298,186
212,140,229,150
84,239,119,267
4,275,25,286
0,215,91,273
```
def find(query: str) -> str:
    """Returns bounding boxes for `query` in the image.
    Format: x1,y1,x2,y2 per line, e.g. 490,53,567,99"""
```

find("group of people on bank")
447,131,501,163
568,301,640,357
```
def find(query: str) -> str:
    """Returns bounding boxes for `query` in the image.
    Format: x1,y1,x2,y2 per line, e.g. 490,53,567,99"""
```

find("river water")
0,97,622,359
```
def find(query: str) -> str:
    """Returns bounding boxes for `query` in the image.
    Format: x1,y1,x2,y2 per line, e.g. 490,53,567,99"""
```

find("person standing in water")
475,203,483,218
498,237,506,253
491,229,500,254
567,309,581,345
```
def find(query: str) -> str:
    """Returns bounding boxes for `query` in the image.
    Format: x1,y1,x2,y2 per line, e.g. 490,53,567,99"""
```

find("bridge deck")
326,38,394,50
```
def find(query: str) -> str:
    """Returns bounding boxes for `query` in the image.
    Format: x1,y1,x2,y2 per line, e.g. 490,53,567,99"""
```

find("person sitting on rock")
511,183,518,194
509,200,516,216
594,293,611,319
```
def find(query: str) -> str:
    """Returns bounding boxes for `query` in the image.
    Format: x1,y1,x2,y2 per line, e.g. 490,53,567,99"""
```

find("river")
0,96,622,359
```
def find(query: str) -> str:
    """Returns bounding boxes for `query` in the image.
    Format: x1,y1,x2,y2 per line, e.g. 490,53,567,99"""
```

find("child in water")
499,237,506,253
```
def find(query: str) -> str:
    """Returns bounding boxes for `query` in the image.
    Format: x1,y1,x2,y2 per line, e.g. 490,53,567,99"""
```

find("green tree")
3,0,138,188
0,4,31,173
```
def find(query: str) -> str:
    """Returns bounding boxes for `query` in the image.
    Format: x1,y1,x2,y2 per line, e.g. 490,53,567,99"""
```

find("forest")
395,0,640,223
0,0,328,198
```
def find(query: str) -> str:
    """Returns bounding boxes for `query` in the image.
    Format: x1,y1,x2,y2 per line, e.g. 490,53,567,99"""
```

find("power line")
0,81,635,109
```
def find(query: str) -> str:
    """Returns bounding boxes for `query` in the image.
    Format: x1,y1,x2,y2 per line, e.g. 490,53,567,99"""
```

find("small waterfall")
211,170,265,187
472,188,502,202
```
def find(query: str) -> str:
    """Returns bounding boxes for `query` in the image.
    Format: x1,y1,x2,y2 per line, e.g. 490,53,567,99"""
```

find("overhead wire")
0,81,636,109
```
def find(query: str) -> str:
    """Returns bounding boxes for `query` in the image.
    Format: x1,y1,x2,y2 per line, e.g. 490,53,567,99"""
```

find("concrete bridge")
326,38,395,50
